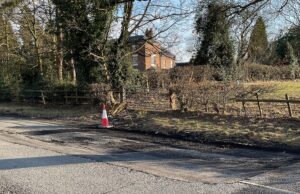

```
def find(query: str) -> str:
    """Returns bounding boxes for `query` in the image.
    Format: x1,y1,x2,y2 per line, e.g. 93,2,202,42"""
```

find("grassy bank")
117,110,300,151
244,80,300,99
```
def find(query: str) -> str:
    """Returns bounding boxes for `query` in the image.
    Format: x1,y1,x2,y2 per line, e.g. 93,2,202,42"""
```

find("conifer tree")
248,16,268,63
286,42,299,79
193,0,234,70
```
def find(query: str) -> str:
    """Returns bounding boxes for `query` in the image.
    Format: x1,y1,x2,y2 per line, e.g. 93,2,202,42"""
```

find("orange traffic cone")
99,104,112,128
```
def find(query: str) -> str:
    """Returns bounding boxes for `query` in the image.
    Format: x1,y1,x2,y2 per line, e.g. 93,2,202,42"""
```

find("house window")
170,60,173,68
151,54,156,66
132,45,136,52
132,54,138,66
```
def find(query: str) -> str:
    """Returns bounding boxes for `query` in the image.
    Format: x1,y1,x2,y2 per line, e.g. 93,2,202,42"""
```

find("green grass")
244,80,300,99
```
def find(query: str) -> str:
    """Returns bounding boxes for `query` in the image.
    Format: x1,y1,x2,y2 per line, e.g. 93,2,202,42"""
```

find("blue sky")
115,0,292,63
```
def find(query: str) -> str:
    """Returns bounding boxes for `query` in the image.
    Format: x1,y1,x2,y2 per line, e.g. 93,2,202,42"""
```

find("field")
244,80,300,99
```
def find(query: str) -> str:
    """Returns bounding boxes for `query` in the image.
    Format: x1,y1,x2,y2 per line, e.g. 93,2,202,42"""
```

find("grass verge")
1,100,300,152
114,110,300,152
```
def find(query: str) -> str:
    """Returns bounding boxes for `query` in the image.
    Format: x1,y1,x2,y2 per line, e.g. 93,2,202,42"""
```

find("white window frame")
132,45,137,52
132,54,139,67
151,54,156,66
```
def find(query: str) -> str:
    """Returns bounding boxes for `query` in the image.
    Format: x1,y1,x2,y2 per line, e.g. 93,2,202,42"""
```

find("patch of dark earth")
22,123,300,157
21,124,300,169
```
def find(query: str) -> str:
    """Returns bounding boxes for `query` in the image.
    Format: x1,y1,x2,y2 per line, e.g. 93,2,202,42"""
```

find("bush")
144,69,170,89
88,83,111,104
243,63,300,81
169,81,244,113
170,64,300,83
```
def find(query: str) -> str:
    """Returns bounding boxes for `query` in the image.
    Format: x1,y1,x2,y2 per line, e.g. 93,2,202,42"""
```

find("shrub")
169,78,245,113
88,83,111,104
243,63,299,81
144,69,170,89
170,64,300,83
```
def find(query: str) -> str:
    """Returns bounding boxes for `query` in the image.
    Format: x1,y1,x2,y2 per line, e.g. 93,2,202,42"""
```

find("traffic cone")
99,104,112,128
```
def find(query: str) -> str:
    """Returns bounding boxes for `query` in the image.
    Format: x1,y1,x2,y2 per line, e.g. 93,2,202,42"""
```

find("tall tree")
0,13,21,92
248,16,268,63
286,42,298,79
276,26,300,60
17,2,54,88
193,0,234,69
52,0,116,85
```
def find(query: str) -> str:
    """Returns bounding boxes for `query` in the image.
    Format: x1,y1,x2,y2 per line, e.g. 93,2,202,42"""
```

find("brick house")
128,33,176,71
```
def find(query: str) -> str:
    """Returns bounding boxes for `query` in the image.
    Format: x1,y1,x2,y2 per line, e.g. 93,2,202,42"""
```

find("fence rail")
0,89,101,105
235,94,300,117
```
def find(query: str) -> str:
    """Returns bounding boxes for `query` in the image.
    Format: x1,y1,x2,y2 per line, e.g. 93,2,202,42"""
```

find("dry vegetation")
0,103,99,120
114,110,300,150
1,78,300,151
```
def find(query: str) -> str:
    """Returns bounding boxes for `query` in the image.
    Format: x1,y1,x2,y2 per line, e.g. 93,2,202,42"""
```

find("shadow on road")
0,150,290,182
0,155,93,170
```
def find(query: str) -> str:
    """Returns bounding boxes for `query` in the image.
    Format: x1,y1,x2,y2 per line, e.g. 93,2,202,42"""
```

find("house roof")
161,47,176,59
176,62,191,67
128,35,146,43
128,35,176,59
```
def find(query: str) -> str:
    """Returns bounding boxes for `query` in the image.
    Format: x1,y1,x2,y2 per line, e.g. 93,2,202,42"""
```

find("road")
0,117,300,194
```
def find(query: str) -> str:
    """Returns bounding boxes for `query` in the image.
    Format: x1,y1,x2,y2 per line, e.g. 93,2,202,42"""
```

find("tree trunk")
120,86,126,103
107,91,117,105
34,39,43,77
55,7,63,82
70,53,76,85
56,27,63,82
169,92,177,110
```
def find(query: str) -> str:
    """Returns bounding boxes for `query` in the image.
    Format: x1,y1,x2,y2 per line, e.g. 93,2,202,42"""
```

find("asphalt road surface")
0,117,300,194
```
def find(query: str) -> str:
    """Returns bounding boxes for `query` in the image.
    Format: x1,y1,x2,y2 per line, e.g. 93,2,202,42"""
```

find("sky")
150,0,295,63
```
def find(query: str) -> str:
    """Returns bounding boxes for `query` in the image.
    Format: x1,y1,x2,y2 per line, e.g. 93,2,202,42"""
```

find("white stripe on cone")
99,104,112,128
102,109,108,119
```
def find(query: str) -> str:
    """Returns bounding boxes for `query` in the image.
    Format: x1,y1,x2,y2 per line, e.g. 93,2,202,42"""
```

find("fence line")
235,94,300,117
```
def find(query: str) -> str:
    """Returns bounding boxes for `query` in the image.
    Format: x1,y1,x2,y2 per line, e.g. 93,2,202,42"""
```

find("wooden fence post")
286,94,293,117
41,90,46,105
255,93,262,117
64,88,67,104
242,101,246,116
75,88,78,104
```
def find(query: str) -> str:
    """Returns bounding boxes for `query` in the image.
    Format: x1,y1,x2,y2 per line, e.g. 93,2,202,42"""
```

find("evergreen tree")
248,16,268,63
52,0,115,85
193,0,234,70
286,42,299,79
276,26,300,61
0,14,22,95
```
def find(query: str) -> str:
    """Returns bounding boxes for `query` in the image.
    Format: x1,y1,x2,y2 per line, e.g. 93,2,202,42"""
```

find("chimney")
145,28,154,39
